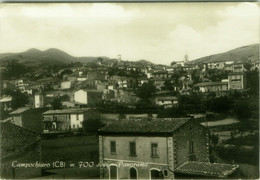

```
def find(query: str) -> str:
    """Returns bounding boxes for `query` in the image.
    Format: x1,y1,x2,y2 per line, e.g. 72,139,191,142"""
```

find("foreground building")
0,122,41,179
98,118,239,179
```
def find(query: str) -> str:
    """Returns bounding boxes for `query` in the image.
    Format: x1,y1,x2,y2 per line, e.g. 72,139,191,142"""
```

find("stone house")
102,89,117,102
228,72,246,90
116,90,138,104
10,107,48,133
98,118,239,179
0,122,41,179
232,63,245,72
151,71,170,79
194,81,228,93
152,79,166,90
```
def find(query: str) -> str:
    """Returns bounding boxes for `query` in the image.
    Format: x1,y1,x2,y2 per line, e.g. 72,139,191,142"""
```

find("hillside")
0,48,111,67
0,48,154,67
188,44,259,65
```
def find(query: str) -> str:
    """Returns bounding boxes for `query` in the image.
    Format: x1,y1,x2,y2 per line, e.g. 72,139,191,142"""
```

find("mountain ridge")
187,44,259,65
0,44,258,67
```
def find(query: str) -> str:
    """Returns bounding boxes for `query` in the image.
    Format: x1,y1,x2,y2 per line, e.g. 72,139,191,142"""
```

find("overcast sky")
0,2,259,65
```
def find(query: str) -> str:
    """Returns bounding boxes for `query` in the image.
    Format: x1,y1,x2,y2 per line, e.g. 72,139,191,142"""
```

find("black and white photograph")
0,1,259,179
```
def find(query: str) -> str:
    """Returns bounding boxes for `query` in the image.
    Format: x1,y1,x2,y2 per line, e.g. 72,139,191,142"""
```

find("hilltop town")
0,44,259,179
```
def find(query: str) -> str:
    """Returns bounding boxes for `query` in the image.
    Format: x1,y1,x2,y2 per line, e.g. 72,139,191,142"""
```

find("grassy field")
40,135,100,179
41,135,99,165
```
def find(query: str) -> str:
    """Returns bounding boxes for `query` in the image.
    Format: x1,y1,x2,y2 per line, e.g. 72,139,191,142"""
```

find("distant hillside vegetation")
188,44,259,64
0,48,111,67
0,48,154,67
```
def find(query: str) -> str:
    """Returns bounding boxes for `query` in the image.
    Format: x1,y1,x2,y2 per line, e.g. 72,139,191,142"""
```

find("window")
163,169,168,177
151,143,159,157
189,141,194,154
109,165,118,179
110,141,116,154
129,142,136,156
76,114,79,120
129,168,137,179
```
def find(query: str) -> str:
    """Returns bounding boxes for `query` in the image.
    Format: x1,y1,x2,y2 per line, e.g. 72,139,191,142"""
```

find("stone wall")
173,121,209,167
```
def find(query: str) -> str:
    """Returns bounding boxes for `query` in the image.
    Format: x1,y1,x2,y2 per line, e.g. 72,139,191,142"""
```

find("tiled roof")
43,108,91,115
156,96,178,101
1,122,40,159
10,107,31,115
98,118,191,135
152,71,168,74
229,72,244,75
175,162,239,178
194,81,228,87
0,96,12,103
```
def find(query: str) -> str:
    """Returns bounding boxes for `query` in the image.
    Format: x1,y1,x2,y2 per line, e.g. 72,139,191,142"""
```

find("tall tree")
137,81,156,102
2,89,29,109
51,97,62,110
82,110,103,133
3,60,28,80
234,101,253,137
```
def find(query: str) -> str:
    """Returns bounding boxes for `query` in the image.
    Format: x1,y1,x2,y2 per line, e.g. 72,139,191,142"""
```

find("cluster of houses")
1,58,259,134
1,57,258,113
191,61,252,94
0,56,258,179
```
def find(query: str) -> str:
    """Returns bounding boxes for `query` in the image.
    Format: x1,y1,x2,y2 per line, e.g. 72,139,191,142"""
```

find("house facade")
228,72,246,90
0,96,13,111
10,107,48,133
155,96,178,108
34,94,44,108
42,108,90,132
61,81,72,90
98,118,238,179
232,63,244,72
98,118,208,179
194,81,228,93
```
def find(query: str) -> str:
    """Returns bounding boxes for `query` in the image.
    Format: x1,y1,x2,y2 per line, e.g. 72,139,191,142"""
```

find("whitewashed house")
34,94,44,108
0,96,13,111
42,108,90,132
74,89,88,104
74,89,103,106
61,81,72,90
155,96,178,108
